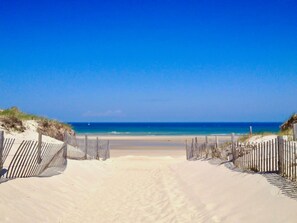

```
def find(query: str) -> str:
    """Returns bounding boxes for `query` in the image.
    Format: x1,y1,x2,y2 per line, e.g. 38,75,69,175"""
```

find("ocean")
69,122,281,136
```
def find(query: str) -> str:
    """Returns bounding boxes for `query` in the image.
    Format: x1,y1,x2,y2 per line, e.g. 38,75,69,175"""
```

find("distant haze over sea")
69,122,282,136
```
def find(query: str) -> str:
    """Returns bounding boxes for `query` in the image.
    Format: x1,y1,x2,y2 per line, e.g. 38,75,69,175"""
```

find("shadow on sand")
190,158,297,201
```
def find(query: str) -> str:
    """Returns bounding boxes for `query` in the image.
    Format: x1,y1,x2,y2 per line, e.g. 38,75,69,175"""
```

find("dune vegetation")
0,107,74,140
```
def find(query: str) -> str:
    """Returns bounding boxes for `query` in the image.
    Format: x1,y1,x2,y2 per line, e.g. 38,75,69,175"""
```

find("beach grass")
0,107,72,138
0,106,41,120
0,106,71,127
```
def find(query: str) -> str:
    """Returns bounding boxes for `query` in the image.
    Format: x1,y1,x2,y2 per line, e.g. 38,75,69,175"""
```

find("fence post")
186,139,192,160
231,133,235,162
293,123,297,141
85,135,88,159
37,132,42,164
63,131,68,159
215,135,219,148
249,126,253,135
107,140,110,159
190,139,194,159
185,140,189,160
96,137,99,160
277,136,284,175
205,135,208,144
0,131,4,172
195,137,198,158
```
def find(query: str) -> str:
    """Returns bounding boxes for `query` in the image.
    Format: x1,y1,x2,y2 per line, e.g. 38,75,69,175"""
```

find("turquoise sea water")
69,122,281,136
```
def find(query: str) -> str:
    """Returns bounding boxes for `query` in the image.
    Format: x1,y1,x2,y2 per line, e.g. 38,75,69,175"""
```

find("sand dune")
1,151,297,223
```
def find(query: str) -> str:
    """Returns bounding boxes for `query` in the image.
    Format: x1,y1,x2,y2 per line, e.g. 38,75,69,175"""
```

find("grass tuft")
0,106,74,140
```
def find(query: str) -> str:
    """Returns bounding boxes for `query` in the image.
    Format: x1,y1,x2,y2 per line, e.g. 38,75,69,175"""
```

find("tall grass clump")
0,106,74,140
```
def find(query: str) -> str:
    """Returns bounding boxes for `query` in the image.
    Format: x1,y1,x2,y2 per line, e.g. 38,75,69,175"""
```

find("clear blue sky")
0,0,296,122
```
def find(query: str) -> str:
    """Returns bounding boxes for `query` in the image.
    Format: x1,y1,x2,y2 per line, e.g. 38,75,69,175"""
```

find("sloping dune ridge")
1,149,297,223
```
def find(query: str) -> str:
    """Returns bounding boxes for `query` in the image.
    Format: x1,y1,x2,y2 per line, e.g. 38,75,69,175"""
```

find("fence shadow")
186,135,297,200
262,173,297,200
224,160,297,201
194,157,297,201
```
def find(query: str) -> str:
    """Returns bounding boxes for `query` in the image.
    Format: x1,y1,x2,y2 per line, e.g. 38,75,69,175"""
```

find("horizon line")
66,121,283,123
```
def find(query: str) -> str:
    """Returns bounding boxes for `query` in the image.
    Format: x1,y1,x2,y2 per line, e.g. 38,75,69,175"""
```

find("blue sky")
0,0,296,122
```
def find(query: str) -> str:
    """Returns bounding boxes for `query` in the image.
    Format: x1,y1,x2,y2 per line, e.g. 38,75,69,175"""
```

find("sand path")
62,156,211,223
1,155,297,223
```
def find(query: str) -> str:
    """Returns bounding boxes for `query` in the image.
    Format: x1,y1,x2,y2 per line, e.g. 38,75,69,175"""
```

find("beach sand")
2,139,297,222
1,129,297,222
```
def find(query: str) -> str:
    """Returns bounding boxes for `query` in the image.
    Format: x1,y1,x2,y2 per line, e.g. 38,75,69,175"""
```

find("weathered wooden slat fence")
186,134,238,161
186,125,297,183
235,139,276,172
0,131,111,181
235,137,297,181
0,131,67,179
66,134,110,161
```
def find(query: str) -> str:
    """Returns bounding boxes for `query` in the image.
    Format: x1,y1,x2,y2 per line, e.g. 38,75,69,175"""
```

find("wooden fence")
0,131,111,180
66,134,110,161
186,134,238,161
186,125,297,183
235,137,297,182
0,131,66,179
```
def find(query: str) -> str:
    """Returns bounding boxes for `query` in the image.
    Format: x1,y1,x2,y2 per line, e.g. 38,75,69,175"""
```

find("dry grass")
0,107,74,140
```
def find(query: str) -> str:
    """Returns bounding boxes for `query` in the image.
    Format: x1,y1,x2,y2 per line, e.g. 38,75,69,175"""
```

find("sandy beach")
1,133,297,223
1,0,296,221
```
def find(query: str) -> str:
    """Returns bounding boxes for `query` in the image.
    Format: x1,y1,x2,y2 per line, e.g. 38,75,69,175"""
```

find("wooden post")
254,145,259,172
268,141,271,172
274,138,278,172
85,135,88,159
244,152,246,169
249,126,253,135
0,131,4,171
262,142,266,172
288,142,291,178
107,140,110,159
37,132,42,164
63,131,68,159
96,137,99,160
284,141,287,177
252,148,255,170
286,141,289,178
231,133,235,162
258,143,260,171
195,137,198,158
293,143,297,181
272,139,275,172
190,139,194,159
277,136,284,175
265,141,269,172
247,150,250,169
215,136,219,148
293,123,297,141
185,140,188,160
291,142,294,180
205,136,209,158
